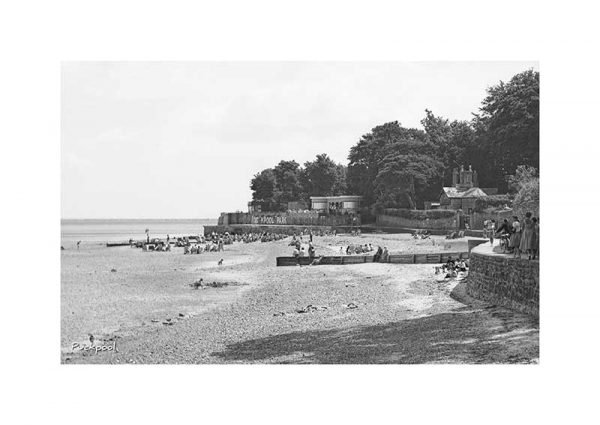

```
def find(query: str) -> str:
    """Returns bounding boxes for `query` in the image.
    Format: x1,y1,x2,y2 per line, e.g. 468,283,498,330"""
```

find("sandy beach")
62,233,538,364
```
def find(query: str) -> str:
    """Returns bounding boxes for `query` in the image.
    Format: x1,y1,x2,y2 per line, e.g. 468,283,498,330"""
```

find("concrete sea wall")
204,224,355,235
219,212,359,227
466,246,539,317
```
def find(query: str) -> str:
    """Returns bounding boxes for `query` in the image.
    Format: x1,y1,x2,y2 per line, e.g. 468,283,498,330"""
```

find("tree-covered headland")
250,69,539,216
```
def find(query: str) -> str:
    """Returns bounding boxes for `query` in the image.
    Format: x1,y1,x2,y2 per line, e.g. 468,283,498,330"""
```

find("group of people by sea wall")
435,257,469,279
483,212,540,260
183,230,291,254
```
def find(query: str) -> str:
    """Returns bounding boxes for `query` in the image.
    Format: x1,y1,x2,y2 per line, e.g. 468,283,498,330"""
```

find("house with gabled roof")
439,165,488,213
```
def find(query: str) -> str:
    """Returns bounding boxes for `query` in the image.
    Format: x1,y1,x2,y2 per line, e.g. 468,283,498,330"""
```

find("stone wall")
204,224,354,236
219,212,358,227
466,248,539,317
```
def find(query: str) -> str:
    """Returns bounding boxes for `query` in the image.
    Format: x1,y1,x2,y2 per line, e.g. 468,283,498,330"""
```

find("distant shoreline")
61,218,218,223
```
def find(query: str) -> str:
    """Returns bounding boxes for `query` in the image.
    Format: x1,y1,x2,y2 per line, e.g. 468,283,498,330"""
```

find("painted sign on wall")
251,215,288,225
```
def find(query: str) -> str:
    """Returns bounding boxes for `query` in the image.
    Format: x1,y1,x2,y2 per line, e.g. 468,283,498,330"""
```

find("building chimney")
457,165,474,189
452,168,459,187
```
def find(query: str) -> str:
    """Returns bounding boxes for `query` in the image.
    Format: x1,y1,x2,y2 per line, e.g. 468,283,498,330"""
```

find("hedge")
474,195,513,212
382,208,456,220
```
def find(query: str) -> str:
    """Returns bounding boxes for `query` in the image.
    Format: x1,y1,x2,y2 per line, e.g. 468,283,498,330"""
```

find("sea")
61,218,217,246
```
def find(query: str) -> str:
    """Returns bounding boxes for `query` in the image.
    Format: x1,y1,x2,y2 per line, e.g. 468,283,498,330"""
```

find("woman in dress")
488,219,496,245
520,212,535,260
531,217,539,260
509,216,522,258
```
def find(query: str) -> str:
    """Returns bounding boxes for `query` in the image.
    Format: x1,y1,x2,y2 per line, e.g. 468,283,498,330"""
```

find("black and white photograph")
3,1,600,424
61,62,540,365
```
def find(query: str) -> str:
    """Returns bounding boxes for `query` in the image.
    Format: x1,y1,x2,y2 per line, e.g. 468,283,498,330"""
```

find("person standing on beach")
496,219,510,236
488,220,496,245
531,217,539,260
509,216,522,258
77,240,81,250
520,212,535,260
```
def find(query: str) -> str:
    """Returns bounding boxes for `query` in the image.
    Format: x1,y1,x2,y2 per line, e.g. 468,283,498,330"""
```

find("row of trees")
250,69,539,213
250,154,347,212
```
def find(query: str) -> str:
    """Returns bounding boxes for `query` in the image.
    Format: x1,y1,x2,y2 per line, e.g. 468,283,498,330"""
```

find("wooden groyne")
276,251,469,266
106,242,131,247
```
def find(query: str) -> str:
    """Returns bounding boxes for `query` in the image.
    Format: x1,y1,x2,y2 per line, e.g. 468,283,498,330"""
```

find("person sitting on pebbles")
381,246,389,262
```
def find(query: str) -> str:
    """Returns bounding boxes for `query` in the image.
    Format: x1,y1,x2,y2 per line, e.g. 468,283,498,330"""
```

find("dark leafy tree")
348,121,442,209
374,153,443,210
332,164,348,195
249,168,277,210
272,160,302,207
475,69,539,190
302,154,340,197
421,109,475,186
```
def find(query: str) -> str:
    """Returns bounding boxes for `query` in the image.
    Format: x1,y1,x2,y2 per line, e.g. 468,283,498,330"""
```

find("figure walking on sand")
520,212,535,260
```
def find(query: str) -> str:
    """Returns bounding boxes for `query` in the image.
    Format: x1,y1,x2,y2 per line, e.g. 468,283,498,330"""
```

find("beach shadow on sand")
211,289,539,364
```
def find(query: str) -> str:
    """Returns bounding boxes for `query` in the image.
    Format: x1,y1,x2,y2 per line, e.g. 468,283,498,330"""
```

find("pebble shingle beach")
62,234,538,364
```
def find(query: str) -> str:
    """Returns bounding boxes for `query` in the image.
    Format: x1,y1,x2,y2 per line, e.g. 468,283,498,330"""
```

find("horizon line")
61,217,218,220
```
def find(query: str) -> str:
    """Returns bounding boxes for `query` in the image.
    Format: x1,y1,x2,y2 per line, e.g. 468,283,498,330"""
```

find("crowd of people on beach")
412,230,431,239
341,243,376,255
484,212,540,260
435,257,469,279
181,230,292,254
134,229,293,254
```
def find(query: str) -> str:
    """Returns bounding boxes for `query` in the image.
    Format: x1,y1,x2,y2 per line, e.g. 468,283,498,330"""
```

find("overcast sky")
61,61,538,219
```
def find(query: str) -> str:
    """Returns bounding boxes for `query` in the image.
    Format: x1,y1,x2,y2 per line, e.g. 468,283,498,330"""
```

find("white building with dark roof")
439,165,487,212
310,195,362,214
